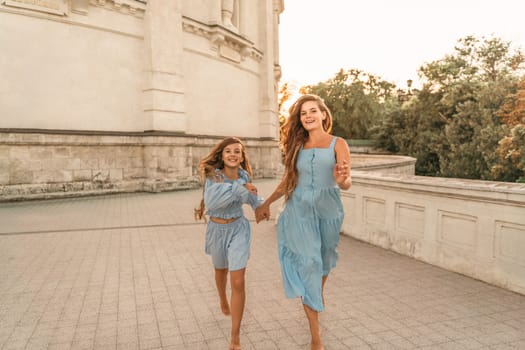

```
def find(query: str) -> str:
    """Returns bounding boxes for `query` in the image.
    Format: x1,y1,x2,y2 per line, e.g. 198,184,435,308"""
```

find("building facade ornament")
88,0,146,17
182,17,262,62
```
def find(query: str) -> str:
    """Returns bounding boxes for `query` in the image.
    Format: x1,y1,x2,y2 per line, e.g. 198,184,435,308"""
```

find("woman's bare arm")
334,137,352,190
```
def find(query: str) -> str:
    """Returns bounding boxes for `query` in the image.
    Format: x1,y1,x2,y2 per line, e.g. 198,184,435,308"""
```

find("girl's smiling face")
300,101,326,131
222,143,244,168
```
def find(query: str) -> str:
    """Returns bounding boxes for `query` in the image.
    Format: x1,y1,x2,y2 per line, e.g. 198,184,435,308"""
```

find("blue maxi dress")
277,136,344,312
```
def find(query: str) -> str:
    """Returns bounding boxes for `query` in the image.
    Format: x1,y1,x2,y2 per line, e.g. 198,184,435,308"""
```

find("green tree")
278,82,292,126
437,37,523,179
492,77,525,181
377,35,525,179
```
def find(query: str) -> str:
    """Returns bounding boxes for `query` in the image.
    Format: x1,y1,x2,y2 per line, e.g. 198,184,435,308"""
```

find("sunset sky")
279,0,525,90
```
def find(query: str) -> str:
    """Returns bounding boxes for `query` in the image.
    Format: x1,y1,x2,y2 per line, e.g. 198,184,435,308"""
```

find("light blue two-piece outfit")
277,136,344,311
204,168,262,271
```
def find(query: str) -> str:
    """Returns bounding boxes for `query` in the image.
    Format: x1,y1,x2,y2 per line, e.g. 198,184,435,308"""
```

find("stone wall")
0,131,281,201
0,134,415,201
0,0,147,132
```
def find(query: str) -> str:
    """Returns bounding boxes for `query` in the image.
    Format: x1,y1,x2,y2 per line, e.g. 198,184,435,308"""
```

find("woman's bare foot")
230,333,241,349
310,342,324,350
220,299,231,315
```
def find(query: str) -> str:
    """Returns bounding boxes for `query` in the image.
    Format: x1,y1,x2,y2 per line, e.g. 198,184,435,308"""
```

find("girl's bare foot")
311,329,323,349
220,299,231,315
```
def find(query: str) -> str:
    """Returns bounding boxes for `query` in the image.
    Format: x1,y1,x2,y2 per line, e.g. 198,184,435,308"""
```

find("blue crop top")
204,168,262,219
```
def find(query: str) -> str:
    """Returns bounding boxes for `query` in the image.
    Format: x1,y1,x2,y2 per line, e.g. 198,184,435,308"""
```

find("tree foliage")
278,82,292,126
279,35,525,182
492,77,525,181
375,35,525,180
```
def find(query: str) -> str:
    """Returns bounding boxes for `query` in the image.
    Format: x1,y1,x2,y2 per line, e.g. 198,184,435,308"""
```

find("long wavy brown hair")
194,137,253,221
280,94,333,200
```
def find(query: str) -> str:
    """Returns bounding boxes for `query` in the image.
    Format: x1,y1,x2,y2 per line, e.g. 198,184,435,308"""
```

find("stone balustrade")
341,170,525,296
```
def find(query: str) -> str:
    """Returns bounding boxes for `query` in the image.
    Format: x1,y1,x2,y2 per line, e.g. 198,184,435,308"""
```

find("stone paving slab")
0,179,524,349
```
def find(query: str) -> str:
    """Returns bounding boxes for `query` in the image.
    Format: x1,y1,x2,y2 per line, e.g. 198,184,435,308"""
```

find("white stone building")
0,0,284,199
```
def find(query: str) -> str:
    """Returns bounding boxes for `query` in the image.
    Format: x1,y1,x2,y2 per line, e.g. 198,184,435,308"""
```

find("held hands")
334,159,351,189
244,183,269,223
243,184,270,223
255,203,270,223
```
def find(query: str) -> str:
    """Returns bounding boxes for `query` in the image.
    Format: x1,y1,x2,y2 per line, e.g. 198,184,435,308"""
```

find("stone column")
143,0,186,132
257,0,283,139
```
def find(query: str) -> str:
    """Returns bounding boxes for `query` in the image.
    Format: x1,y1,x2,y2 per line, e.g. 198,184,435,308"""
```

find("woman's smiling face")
300,100,326,131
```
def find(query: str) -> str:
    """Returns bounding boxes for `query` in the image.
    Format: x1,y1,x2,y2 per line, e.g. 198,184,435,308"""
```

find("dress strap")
329,136,338,150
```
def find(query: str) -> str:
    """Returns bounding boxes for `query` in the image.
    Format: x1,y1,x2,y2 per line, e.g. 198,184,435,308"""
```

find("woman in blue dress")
256,94,351,350
195,137,262,350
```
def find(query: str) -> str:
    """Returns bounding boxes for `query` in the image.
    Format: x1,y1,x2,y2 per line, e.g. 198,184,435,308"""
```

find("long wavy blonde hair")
280,94,333,200
194,137,253,221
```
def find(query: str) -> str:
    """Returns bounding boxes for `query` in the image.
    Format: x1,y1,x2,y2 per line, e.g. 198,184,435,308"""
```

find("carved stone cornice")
182,16,263,62
1,0,146,18
1,0,68,16
85,0,146,17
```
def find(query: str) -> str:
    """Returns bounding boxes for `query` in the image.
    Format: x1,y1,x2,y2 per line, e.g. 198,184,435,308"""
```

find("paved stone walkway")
0,179,524,350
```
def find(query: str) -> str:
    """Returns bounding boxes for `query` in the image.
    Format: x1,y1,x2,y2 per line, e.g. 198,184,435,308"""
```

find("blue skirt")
205,216,251,271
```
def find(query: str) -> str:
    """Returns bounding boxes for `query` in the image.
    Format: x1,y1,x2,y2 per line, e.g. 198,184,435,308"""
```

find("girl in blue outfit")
256,94,351,350
195,136,262,350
